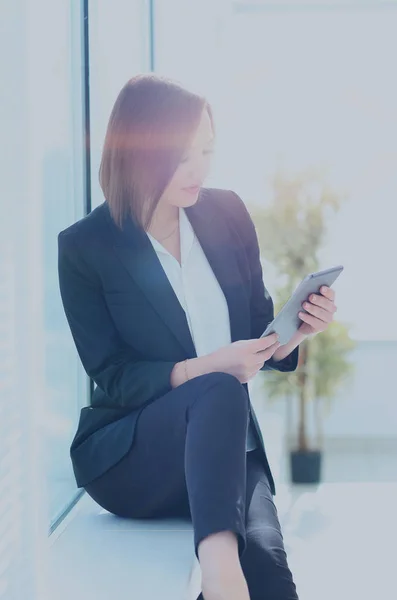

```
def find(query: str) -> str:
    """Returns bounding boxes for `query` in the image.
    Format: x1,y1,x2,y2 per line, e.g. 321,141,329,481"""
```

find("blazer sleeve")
57,231,178,409
230,191,299,373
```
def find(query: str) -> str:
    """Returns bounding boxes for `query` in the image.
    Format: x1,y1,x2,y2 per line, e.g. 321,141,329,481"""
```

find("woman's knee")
197,371,243,389
189,371,249,416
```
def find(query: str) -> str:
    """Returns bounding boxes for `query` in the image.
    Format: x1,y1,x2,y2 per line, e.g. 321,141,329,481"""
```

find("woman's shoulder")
58,202,110,249
199,187,254,238
57,201,112,277
199,187,250,220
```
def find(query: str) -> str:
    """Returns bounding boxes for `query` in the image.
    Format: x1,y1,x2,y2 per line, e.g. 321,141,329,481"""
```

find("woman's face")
159,108,215,209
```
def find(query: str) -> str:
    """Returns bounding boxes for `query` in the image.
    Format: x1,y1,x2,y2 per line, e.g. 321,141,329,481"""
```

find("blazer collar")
104,189,250,356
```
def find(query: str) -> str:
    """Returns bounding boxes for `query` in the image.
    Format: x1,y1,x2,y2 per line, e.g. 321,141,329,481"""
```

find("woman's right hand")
171,333,280,388
208,334,281,384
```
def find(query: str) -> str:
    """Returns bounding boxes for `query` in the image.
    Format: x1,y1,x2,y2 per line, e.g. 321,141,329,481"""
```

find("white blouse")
147,208,257,451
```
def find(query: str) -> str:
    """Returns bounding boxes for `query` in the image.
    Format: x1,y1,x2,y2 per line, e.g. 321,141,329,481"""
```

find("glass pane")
42,0,88,526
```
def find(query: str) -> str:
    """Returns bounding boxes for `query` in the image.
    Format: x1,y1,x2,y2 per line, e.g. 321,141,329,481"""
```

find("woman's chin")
177,191,201,208
183,196,200,208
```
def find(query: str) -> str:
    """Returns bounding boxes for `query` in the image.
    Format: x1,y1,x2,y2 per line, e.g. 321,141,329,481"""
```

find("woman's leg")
84,371,251,559
240,449,299,600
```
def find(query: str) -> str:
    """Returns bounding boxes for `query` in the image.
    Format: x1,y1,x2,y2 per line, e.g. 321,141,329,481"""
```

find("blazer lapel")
103,189,251,356
104,203,197,358
186,191,251,343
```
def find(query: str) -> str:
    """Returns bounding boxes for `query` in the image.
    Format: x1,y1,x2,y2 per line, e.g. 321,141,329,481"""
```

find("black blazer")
58,188,299,494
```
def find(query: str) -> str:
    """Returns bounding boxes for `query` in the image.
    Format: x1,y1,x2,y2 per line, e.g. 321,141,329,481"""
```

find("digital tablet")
260,265,344,345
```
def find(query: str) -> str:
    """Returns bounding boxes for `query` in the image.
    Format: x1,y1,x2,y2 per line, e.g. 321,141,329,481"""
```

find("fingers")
253,342,280,366
306,293,336,313
257,340,280,356
244,341,279,368
243,341,280,382
244,342,280,381
301,300,333,323
320,285,335,301
249,333,279,352
298,311,327,331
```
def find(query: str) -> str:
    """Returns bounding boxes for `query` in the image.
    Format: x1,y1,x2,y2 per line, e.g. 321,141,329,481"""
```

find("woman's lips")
183,185,200,194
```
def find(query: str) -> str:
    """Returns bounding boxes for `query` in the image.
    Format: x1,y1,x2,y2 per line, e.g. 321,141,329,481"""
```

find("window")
155,0,397,340
154,1,397,471
42,0,89,527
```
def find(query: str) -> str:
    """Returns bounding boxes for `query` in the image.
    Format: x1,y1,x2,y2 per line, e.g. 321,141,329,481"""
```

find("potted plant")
251,167,355,484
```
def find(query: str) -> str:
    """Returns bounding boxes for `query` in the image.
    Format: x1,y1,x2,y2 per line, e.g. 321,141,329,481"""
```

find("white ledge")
48,492,201,600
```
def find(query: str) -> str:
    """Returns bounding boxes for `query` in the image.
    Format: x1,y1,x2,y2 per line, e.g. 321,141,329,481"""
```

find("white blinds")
0,243,19,599
0,229,49,600
0,2,50,598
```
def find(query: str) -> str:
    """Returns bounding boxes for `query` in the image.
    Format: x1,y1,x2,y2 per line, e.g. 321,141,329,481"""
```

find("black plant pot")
290,449,322,484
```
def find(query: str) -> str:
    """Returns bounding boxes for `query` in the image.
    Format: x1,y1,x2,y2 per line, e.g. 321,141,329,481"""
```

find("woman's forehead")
189,110,214,148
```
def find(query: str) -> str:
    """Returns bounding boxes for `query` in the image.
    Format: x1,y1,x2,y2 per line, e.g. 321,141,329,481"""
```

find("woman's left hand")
298,286,337,337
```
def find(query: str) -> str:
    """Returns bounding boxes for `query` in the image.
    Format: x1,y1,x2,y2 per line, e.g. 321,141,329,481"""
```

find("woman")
58,74,337,600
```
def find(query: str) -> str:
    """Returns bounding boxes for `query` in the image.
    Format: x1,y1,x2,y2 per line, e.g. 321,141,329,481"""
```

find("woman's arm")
58,231,178,409
170,354,211,387
228,191,300,373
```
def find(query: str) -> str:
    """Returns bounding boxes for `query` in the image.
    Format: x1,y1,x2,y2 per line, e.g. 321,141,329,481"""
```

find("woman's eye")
180,149,213,164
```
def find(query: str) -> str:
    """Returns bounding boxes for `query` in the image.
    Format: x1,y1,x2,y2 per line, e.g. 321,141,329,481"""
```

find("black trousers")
84,372,299,600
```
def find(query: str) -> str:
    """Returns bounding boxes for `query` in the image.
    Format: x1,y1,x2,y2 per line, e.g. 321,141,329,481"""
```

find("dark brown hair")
99,73,214,231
